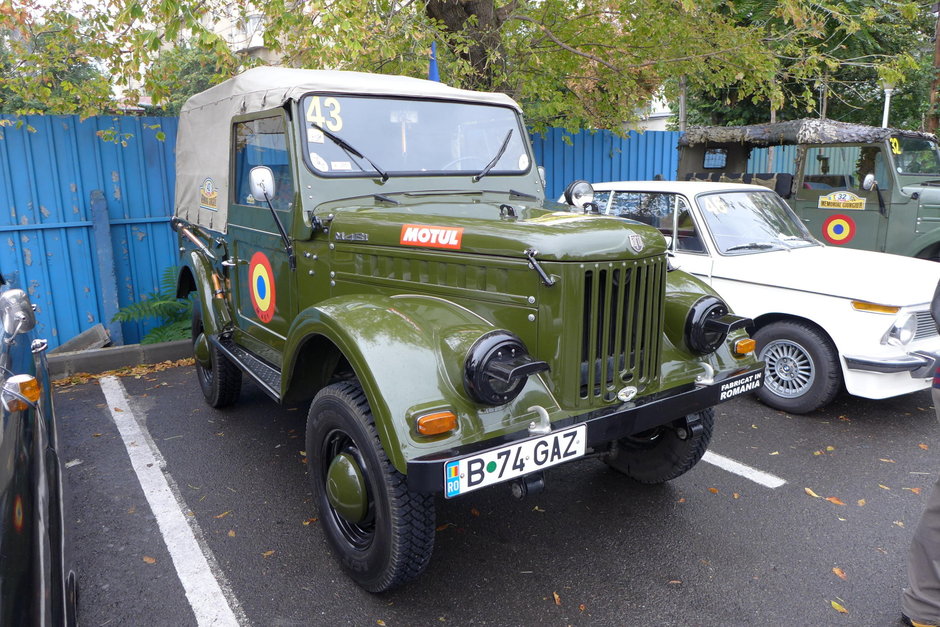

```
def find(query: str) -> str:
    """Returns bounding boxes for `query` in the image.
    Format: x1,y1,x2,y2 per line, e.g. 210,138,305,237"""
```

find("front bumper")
844,350,940,379
407,364,764,493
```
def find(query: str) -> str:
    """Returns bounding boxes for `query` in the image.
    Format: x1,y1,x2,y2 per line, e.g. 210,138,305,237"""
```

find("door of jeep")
227,113,298,364
791,144,890,251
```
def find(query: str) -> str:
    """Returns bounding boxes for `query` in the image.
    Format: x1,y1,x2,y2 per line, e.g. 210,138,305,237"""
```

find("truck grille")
579,257,665,401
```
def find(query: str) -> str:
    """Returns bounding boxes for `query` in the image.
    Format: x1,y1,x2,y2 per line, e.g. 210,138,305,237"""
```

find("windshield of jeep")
696,190,818,255
892,136,940,176
299,95,530,177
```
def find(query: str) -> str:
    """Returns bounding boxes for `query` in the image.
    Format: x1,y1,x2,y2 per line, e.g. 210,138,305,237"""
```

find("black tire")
306,381,435,592
191,301,241,408
753,320,840,414
604,408,714,484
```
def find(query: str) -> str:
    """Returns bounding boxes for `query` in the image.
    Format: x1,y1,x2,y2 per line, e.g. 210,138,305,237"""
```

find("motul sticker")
400,224,463,250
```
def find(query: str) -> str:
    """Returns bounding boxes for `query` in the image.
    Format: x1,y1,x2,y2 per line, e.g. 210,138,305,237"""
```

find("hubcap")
760,338,815,398
326,452,368,523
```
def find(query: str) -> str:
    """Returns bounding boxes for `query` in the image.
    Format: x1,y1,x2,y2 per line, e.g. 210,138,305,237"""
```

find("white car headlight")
883,313,917,346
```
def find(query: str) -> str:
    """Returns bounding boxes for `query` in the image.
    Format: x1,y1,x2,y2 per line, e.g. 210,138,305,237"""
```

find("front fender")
177,251,231,336
284,294,561,475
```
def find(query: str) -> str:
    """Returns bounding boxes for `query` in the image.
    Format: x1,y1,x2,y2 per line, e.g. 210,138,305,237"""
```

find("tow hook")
510,472,545,500
676,413,703,441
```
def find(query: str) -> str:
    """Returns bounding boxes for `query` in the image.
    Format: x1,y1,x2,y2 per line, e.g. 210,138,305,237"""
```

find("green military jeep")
172,67,764,592
677,118,940,260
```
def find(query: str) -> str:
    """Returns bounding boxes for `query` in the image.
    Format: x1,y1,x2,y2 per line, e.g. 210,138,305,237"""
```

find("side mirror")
249,166,276,202
862,173,877,191
0,289,36,336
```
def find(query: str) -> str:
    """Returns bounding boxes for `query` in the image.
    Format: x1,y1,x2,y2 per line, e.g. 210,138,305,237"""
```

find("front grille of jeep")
579,257,666,401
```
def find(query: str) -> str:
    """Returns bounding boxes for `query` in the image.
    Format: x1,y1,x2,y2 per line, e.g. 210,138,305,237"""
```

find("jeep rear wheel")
191,301,242,408
753,320,840,414
306,381,435,593
604,409,714,484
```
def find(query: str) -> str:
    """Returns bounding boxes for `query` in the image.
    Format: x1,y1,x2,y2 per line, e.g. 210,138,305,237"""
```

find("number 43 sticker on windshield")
306,96,343,132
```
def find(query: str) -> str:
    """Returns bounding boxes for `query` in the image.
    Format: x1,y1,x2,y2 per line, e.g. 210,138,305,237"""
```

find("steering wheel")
442,155,484,170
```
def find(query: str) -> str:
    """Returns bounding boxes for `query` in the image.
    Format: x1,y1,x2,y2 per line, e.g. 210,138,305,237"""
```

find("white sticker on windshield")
331,161,352,171
309,152,328,172
518,154,530,170
307,128,324,144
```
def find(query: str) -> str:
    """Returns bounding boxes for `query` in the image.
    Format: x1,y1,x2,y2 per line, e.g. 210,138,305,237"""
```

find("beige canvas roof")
174,67,522,232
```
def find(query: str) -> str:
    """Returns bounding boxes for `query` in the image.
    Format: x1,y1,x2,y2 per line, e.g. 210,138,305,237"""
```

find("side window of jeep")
232,116,295,211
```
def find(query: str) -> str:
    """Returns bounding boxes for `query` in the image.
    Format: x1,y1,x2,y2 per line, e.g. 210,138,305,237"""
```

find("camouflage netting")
679,118,937,147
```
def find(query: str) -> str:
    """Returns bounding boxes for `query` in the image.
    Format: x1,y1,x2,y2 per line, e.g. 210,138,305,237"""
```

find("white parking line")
702,450,787,489
99,376,244,626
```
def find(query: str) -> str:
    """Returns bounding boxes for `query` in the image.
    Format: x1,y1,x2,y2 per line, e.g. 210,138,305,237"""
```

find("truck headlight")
685,296,750,355
884,313,916,346
563,180,594,209
464,331,549,406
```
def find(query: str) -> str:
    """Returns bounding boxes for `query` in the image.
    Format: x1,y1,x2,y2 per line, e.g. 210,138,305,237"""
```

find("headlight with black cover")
685,295,749,355
464,331,549,406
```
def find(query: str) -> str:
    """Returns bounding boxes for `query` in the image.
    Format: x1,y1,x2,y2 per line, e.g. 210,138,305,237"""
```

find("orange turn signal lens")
3,374,40,412
734,338,756,356
416,411,458,436
851,300,900,314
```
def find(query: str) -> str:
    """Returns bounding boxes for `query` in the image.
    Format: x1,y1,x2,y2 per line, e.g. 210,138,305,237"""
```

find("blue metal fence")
0,115,679,349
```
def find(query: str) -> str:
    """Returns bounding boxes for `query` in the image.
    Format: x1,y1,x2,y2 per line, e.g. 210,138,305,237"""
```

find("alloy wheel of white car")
761,338,816,398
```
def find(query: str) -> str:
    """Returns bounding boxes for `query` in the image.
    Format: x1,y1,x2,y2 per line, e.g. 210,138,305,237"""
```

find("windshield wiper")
473,129,513,183
309,122,389,182
724,242,781,252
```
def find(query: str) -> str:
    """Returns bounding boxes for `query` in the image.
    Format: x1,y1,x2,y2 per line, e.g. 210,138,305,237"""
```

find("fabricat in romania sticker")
400,224,463,250
822,214,856,245
818,191,865,211
249,251,276,323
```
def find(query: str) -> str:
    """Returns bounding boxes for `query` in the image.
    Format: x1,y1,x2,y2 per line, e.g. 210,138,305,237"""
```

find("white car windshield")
696,190,818,255
299,95,530,178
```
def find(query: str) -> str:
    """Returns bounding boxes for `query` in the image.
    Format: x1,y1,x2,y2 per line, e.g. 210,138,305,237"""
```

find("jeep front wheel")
306,381,435,592
604,409,714,483
191,301,242,408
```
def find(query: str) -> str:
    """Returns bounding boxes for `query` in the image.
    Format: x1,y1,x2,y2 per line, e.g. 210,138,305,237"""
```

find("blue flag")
428,42,440,82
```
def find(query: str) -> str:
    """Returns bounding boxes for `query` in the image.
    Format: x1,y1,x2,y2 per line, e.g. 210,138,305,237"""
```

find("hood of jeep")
326,202,666,261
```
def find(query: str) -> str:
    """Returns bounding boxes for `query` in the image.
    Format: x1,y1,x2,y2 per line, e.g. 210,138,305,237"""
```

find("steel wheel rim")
321,428,375,551
759,338,815,398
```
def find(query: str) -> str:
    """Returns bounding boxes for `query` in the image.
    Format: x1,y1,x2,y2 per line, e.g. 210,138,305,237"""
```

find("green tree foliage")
684,0,931,129
0,0,929,132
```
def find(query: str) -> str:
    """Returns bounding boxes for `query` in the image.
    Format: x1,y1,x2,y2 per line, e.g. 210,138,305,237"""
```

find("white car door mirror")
249,166,276,201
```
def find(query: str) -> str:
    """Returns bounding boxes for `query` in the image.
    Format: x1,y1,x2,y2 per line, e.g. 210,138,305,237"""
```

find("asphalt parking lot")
55,363,937,626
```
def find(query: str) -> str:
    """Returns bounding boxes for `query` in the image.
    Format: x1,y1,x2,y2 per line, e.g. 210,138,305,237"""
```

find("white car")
564,180,940,413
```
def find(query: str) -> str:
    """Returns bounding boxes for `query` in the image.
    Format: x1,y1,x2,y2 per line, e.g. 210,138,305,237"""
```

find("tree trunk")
425,0,512,91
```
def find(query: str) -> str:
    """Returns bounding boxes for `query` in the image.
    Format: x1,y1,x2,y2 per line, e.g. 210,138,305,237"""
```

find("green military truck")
677,118,940,260
172,67,764,592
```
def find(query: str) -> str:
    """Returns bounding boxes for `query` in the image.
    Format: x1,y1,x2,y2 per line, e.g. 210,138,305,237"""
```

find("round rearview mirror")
0,289,36,336
563,180,594,208
249,166,276,202
862,173,877,191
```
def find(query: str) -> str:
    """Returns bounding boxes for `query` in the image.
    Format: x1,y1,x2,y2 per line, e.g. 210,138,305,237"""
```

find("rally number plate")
443,425,586,498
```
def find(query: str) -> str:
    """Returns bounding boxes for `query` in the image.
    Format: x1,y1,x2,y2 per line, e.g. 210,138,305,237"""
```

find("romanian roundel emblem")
822,214,856,245
249,251,276,323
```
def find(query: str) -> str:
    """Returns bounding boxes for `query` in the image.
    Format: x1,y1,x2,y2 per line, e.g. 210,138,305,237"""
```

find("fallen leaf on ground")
113,407,123,412
733,493,740,499
470,508,480,517
92,433,103,437
708,487,719,494
805,487,821,498
667,580,682,584
813,450,823,456
143,556,156,564
262,550,275,558
858,499,866,506
677,497,686,503
880,458,896,463
826,445,835,451
579,604,586,611
214,510,232,519
770,451,779,455
920,444,930,450
904,487,923,495
377,621,386,626
895,521,905,527
830,600,848,614
833,567,847,580
879,484,891,490
825,497,846,506
228,530,236,537
302,518,318,525
532,506,545,512
553,591,561,606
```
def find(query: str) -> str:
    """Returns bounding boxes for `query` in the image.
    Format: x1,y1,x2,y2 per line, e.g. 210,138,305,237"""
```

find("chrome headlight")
563,180,595,209
884,313,916,346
